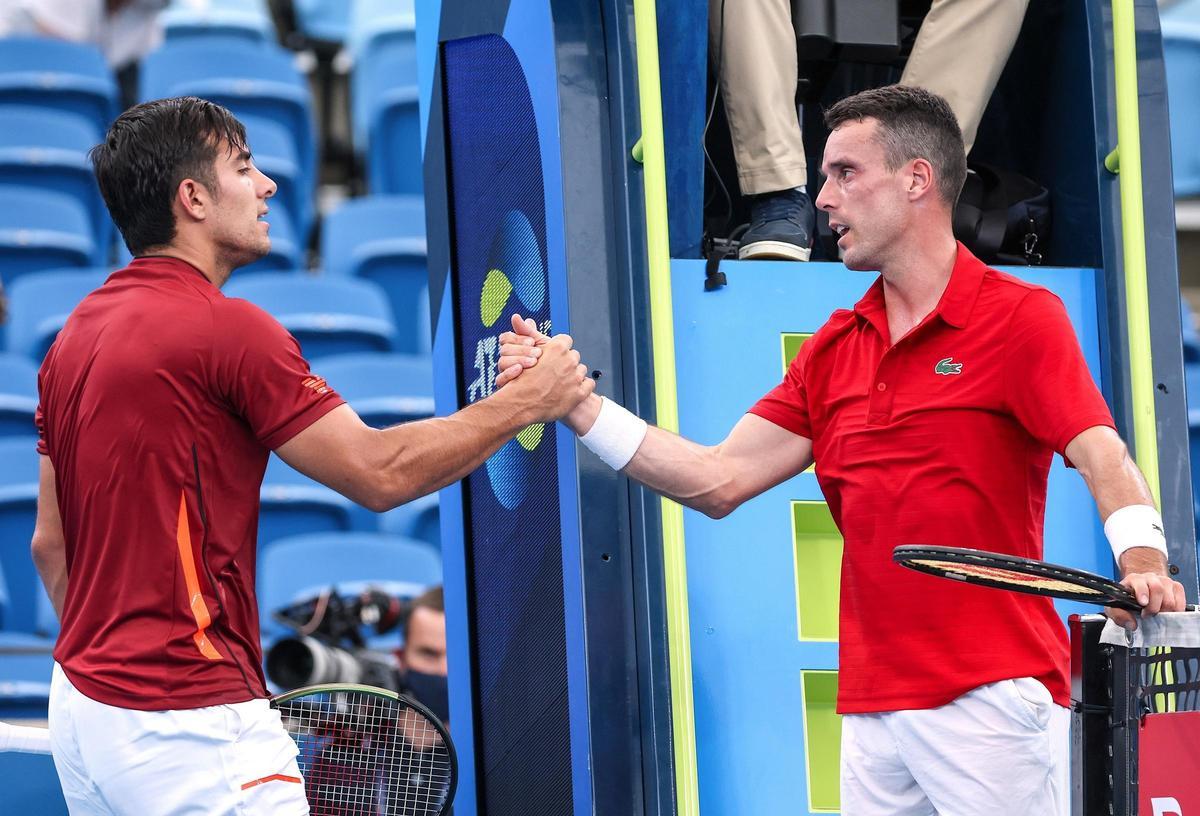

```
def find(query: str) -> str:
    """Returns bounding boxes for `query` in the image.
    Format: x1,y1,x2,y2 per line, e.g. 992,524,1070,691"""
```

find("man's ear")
907,157,936,202
175,178,210,223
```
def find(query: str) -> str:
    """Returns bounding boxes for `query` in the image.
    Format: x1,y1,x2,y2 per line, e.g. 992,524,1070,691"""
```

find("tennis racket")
0,721,51,754
892,544,1177,612
273,682,457,816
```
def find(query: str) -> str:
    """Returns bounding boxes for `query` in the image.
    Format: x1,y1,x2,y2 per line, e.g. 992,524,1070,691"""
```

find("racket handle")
0,723,52,754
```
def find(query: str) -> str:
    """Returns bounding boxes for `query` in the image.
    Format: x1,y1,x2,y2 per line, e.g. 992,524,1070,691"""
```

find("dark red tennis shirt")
37,256,344,710
751,244,1115,714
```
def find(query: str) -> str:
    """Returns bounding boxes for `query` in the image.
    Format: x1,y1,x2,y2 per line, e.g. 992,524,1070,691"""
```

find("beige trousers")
711,0,1031,195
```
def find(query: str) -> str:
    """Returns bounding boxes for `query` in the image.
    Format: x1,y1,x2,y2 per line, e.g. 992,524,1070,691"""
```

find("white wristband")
1104,504,1168,560
578,397,648,471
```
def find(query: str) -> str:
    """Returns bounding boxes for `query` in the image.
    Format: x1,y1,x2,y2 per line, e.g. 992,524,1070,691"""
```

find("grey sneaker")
738,188,815,261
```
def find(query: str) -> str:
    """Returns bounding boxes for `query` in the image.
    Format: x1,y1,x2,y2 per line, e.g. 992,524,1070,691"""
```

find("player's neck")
155,234,232,288
879,229,958,343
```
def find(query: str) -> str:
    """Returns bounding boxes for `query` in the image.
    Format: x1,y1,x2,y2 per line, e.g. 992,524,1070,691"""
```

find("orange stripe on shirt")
241,773,303,790
175,490,223,661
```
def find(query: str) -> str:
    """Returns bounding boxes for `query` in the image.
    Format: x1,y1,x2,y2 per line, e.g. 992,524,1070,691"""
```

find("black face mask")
405,669,450,724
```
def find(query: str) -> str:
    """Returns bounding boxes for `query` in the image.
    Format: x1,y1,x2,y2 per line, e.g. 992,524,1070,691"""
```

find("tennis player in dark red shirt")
31,97,594,815
496,86,1187,814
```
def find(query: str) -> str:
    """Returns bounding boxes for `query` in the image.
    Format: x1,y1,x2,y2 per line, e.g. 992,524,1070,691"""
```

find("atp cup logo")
466,209,551,510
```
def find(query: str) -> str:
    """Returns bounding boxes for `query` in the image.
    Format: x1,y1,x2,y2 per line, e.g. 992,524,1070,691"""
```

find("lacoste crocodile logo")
934,357,963,375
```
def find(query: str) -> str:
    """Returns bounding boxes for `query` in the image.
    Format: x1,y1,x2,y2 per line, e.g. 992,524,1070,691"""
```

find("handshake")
491,313,600,432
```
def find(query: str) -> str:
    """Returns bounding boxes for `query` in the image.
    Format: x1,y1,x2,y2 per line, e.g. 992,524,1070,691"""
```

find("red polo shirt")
750,244,1115,713
37,257,344,710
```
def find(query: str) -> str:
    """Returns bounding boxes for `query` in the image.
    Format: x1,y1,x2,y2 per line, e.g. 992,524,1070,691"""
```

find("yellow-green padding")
792,502,843,641
1110,0,1161,506
782,333,812,371
631,0,700,812
801,670,842,813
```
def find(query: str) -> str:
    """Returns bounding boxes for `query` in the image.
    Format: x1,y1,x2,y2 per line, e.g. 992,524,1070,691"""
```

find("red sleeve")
1004,288,1115,457
748,335,814,439
210,298,346,450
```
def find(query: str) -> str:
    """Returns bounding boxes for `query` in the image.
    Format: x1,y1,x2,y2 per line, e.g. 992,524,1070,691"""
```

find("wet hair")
90,96,247,255
824,85,967,206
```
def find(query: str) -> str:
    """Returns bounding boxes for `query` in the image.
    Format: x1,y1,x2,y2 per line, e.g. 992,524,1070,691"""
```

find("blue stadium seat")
310,352,434,427
0,37,117,136
347,0,416,65
322,195,428,351
379,493,440,551
0,186,98,284
0,105,109,254
0,437,41,634
259,453,355,552
257,531,442,634
223,273,398,357
241,113,313,244
1162,21,1200,196
353,33,421,194
6,268,109,362
0,355,38,438
294,0,352,43
240,201,303,273
140,37,317,200
162,0,275,44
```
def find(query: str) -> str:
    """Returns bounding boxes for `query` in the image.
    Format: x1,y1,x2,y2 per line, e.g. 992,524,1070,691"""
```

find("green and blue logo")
477,209,549,510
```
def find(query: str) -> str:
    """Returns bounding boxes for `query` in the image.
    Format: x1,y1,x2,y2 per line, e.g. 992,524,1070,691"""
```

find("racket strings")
907,558,1109,596
277,691,452,815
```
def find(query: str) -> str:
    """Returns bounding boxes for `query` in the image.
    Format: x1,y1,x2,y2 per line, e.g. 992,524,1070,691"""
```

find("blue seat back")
309,352,434,427
0,354,38,438
0,437,41,633
162,0,275,44
258,531,442,634
379,493,440,551
140,37,316,189
0,185,97,281
0,105,109,252
6,268,109,361
259,454,355,552
295,0,353,42
1163,23,1200,196
322,195,427,351
224,273,398,357
0,37,117,134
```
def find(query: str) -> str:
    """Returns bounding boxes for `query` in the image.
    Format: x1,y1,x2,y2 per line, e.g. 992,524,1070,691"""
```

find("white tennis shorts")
48,663,309,815
840,677,1070,815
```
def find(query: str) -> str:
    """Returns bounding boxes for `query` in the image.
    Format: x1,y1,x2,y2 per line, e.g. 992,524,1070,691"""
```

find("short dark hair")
90,97,247,256
824,85,967,206
403,586,444,642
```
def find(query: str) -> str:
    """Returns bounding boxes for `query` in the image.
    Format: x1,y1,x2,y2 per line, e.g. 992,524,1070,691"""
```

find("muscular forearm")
361,390,538,510
564,394,763,519
31,536,67,619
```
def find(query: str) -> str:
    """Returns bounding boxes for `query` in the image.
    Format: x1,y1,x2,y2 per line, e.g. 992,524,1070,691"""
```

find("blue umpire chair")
322,195,428,352
0,186,98,285
5,268,109,362
0,37,117,137
223,273,399,358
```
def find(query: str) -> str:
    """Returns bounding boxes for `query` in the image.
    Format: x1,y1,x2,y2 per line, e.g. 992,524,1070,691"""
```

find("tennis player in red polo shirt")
31,97,594,815
496,85,1186,814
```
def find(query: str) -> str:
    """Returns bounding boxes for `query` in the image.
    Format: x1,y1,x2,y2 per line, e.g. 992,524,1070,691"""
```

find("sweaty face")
816,118,913,272
402,608,448,676
207,143,276,272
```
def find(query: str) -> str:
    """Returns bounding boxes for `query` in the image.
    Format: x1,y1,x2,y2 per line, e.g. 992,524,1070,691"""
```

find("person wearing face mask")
397,586,449,728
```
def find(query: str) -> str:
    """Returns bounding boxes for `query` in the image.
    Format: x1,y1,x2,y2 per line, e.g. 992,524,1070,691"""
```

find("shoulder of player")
209,292,289,336
977,267,1064,315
